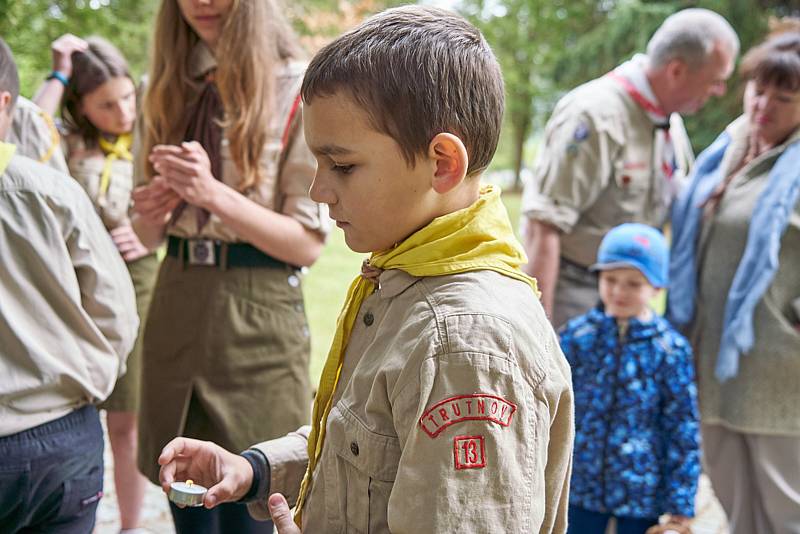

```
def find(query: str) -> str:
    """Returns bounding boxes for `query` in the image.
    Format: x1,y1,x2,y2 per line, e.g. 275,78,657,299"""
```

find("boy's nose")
309,174,336,205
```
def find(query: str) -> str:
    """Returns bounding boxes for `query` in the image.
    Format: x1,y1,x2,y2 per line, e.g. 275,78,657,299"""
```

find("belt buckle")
187,239,216,266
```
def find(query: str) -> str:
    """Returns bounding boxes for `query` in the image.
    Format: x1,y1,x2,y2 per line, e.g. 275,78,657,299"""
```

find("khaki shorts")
552,258,599,328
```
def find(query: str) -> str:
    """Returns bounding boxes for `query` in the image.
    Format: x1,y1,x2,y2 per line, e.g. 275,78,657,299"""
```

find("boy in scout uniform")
521,8,740,326
7,95,69,173
0,38,138,533
156,6,574,534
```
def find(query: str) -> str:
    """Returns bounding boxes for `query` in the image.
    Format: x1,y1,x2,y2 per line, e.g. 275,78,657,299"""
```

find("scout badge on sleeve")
418,393,517,470
567,121,590,156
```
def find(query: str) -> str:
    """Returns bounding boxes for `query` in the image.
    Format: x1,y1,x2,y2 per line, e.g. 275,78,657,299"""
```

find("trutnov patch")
419,394,516,438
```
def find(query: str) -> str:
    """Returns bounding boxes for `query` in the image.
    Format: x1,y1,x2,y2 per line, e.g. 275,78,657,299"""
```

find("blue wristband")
47,71,69,87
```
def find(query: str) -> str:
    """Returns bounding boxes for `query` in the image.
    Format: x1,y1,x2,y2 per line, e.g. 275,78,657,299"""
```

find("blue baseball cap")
589,223,669,287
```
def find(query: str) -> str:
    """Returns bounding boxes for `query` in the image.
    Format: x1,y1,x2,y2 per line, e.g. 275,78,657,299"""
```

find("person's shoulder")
2,154,86,203
652,315,692,354
419,270,564,382
552,75,630,123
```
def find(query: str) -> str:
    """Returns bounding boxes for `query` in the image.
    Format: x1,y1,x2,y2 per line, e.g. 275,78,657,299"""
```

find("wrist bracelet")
47,71,69,87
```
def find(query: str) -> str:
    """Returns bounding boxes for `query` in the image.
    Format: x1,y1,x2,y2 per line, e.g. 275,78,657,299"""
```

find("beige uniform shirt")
522,74,693,267
64,134,134,230
8,96,69,174
0,154,138,437
693,116,800,436
150,44,327,241
249,269,574,533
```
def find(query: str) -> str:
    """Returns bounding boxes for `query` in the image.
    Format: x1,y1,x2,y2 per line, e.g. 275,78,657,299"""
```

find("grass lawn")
302,190,523,385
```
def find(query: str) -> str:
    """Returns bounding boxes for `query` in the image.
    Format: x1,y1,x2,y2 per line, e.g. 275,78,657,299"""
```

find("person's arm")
659,336,701,518
32,34,88,116
522,219,561,317
67,182,139,364
157,426,311,514
150,142,323,267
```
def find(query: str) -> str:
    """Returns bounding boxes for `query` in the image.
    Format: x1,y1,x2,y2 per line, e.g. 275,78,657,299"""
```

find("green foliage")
1,0,159,97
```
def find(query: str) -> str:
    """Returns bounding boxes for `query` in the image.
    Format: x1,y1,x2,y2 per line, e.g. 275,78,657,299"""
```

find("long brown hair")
142,0,302,189
62,37,132,146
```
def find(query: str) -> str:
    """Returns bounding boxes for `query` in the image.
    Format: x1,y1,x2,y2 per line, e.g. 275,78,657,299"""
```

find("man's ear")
665,58,689,86
428,132,468,194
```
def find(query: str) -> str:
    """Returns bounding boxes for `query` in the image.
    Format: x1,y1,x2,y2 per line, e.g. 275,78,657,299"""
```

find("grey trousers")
552,258,599,328
702,423,800,534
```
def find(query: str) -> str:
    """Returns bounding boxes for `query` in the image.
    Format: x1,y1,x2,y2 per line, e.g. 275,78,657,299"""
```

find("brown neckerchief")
171,71,224,231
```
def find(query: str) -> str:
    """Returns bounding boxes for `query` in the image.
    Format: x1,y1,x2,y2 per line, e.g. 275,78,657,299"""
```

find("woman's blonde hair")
142,0,301,189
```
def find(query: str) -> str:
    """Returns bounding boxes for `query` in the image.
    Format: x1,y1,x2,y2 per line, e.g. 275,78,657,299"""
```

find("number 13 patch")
453,435,486,470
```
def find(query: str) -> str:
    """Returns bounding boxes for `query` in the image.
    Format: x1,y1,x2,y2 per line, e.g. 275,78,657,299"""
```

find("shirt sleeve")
523,109,620,233
246,425,311,521
387,314,572,532
278,103,330,237
659,335,701,517
66,186,139,368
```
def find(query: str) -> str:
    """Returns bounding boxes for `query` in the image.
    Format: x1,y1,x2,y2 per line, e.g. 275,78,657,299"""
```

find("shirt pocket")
324,404,401,534
612,160,652,221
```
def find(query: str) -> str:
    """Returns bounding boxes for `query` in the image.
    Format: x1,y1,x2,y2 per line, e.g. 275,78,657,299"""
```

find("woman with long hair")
34,34,157,534
131,1,326,532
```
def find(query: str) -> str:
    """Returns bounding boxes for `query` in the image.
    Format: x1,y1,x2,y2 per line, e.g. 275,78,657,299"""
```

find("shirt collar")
377,269,420,299
189,41,217,80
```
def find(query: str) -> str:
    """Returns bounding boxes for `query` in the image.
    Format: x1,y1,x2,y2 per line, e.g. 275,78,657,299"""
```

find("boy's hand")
158,437,253,508
51,34,88,77
269,493,302,534
150,142,223,211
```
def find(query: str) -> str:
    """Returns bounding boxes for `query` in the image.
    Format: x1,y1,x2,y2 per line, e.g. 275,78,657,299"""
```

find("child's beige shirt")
248,269,574,533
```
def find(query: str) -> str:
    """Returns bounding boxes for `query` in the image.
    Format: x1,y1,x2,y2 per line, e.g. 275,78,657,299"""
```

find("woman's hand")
51,34,88,77
111,224,150,262
158,437,254,509
131,176,182,226
150,142,224,211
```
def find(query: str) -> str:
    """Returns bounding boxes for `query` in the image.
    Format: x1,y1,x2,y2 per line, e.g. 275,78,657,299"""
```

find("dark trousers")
169,501,274,534
567,505,659,534
0,405,104,534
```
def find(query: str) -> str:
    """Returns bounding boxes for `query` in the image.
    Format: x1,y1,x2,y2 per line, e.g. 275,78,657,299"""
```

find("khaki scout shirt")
8,96,69,174
522,74,693,267
248,269,575,533
693,116,800,436
0,154,138,437
148,43,327,241
64,133,134,230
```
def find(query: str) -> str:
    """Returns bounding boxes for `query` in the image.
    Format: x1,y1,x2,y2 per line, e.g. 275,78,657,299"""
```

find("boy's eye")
331,163,355,175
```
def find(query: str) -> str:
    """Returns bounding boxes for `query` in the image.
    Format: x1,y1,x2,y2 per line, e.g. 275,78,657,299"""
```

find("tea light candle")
168,479,207,507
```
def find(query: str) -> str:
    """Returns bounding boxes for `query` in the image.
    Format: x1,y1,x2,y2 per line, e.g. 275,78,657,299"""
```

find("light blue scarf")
668,127,800,382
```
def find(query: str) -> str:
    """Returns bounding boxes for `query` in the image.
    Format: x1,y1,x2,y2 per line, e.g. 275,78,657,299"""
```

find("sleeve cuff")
238,449,270,503
521,196,580,234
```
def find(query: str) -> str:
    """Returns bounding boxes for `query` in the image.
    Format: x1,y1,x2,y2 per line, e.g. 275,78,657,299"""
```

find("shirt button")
288,275,300,288
363,312,374,326
350,441,360,456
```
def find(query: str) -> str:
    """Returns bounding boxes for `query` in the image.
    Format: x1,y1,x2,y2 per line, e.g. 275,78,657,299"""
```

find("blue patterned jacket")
559,306,700,518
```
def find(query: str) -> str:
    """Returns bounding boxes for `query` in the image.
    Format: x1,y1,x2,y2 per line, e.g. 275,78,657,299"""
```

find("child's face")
81,76,136,137
598,267,660,320
304,93,441,253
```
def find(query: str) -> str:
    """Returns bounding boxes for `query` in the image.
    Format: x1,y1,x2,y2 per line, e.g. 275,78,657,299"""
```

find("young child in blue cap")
559,223,700,534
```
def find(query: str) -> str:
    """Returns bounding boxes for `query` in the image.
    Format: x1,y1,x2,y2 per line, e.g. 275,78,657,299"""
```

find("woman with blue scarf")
668,32,800,533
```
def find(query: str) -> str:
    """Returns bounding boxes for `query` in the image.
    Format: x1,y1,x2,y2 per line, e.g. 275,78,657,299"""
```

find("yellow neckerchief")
294,185,539,523
0,142,16,174
97,133,133,197
37,110,60,164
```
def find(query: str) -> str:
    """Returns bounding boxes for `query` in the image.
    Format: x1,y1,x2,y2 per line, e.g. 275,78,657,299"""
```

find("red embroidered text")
454,435,486,470
419,394,516,438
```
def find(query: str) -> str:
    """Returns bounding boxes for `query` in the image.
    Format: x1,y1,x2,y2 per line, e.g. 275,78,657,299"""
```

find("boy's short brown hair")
0,38,20,106
302,5,504,177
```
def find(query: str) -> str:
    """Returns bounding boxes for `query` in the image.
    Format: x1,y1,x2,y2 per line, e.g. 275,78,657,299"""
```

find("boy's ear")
0,92,12,115
428,133,468,194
